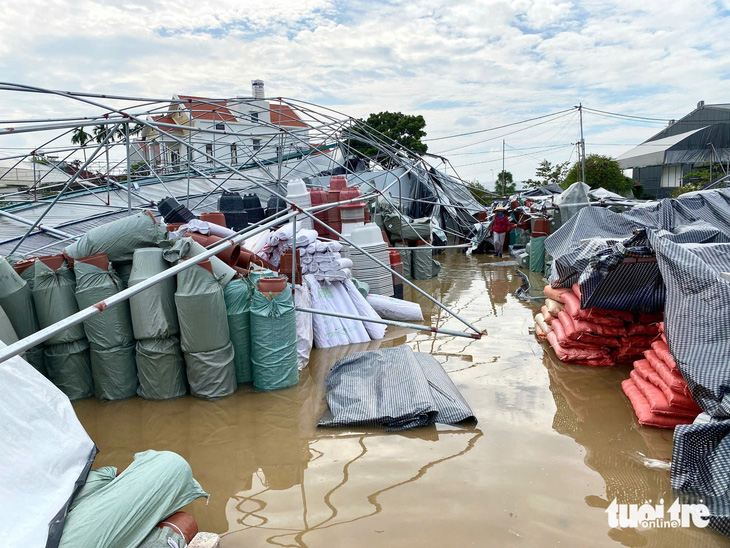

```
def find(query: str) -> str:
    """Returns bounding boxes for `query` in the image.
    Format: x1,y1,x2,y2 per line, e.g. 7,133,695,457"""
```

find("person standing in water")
491,206,515,258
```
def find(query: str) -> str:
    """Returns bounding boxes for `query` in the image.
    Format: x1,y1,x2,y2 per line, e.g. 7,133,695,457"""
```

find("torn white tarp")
0,342,96,547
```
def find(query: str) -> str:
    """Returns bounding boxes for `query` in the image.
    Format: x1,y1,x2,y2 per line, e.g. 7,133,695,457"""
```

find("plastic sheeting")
58,450,208,548
128,248,179,340
365,293,424,321
554,181,590,222
223,278,253,384
175,264,231,353
33,261,86,346
44,339,94,401
342,279,386,340
319,345,476,430
529,236,546,273
184,342,237,400
295,282,314,370
250,286,299,391
0,304,18,345
136,337,187,400
306,275,371,348
64,210,167,263
74,261,137,400
0,342,96,548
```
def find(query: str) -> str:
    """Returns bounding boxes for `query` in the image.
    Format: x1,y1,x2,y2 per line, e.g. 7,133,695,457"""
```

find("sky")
1,0,730,188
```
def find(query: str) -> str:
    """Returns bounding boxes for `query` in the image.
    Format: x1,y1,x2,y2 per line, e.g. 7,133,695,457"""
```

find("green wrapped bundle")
224,278,253,384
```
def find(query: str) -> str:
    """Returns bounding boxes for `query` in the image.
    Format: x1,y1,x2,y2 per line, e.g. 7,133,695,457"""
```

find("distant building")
132,80,310,174
617,101,730,198
0,156,74,201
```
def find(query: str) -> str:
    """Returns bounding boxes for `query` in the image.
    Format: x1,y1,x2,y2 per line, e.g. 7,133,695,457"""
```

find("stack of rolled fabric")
300,241,353,282
535,284,663,367
622,325,701,428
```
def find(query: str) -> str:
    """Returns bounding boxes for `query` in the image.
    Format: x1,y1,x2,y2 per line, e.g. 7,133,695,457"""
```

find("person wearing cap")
491,206,515,258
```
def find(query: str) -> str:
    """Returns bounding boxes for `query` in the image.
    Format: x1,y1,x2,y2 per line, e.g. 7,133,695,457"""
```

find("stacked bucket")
349,223,394,297
286,179,313,230
218,191,248,232
308,188,329,238
339,187,365,240
326,176,346,239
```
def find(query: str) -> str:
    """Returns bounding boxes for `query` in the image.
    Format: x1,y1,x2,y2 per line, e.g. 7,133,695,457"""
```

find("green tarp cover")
136,337,187,400
175,264,230,353
529,236,546,273
383,212,431,242
69,466,117,512
32,261,86,346
44,339,94,401
250,286,298,391
138,527,186,548
394,243,412,279
74,261,134,348
0,257,41,340
412,247,434,280
128,250,179,340
65,210,166,263
59,450,208,548
0,303,18,345
351,278,370,298
114,262,133,289
90,345,138,401
224,279,253,384
184,341,237,400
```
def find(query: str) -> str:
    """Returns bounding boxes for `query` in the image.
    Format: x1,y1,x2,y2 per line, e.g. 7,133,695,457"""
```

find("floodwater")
72,252,730,547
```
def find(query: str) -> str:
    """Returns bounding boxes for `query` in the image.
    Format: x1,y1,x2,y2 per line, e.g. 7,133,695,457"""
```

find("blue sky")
1,0,729,186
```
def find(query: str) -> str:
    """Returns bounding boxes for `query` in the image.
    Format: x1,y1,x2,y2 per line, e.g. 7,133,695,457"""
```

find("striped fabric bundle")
536,283,664,367
622,341,701,429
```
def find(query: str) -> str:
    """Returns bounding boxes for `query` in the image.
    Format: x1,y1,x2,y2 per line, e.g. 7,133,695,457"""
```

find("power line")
422,108,575,142
582,106,671,122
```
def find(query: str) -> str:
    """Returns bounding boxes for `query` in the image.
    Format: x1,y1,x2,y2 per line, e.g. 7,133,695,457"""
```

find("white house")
132,81,311,175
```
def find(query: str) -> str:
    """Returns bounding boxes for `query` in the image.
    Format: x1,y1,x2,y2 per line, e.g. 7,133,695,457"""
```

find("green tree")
71,126,92,165
671,166,713,198
495,170,516,196
348,111,428,160
467,181,491,205
526,159,569,188
562,154,635,195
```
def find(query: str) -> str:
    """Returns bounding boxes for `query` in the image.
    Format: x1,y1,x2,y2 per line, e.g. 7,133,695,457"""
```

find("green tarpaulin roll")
250,286,298,391
114,262,133,289
136,337,187,400
59,450,208,548
175,263,231,354
529,236,546,273
128,248,179,340
351,278,370,298
412,247,434,280
44,339,94,401
383,212,431,242
32,261,86,346
0,257,41,341
64,210,166,263
0,303,19,345
75,261,134,349
90,345,138,401
224,279,253,384
184,341,237,400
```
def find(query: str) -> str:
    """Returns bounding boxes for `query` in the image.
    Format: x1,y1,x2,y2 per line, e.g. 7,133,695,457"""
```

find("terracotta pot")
381,230,391,245
166,222,185,232
200,212,227,227
477,211,488,222
364,209,371,223
308,188,328,205
389,250,402,266
185,232,240,266
13,257,36,275
258,276,288,297
182,257,215,275
204,234,241,266
77,253,110,271
279,248,301,274
157,512,198,545
338,188,365,209
233,266,249,277
38,254,66,271
62,250,75,270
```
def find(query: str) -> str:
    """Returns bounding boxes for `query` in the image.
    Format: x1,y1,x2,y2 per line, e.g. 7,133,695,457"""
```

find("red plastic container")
258,276,288,297
200,212,227,227
531,218,551,237
76,253,110,271
329,176,347,191
38,254,66,271
477,211,487,222
338,188,365,209
13,258,36,275
157,512,198,545
185,232,241,266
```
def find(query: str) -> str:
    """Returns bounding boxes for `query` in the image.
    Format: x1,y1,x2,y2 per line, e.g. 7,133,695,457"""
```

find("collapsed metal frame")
0,83,486,365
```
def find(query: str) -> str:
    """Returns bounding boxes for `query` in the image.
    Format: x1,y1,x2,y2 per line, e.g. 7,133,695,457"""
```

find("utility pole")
501,139,505,195
578,103,586,184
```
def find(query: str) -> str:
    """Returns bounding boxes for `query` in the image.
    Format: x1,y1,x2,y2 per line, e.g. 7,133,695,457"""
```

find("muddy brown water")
73,252,730,547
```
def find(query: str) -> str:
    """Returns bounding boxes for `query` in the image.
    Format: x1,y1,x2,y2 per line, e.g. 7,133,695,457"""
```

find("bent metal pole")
0,82,481,335
0,211,297,365
296,307,482,340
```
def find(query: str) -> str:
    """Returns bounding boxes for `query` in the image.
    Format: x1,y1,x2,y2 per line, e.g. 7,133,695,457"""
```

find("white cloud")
0,0,729,182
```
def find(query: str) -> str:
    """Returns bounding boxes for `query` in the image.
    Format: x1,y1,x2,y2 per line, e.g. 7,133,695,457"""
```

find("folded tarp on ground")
318,345,476,431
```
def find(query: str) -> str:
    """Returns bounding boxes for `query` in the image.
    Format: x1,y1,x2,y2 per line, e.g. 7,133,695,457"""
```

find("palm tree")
71,126,92,166
94,125,116,204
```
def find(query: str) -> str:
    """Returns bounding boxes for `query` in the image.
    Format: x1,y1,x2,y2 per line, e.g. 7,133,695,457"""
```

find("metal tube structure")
9,123,121,254
0,210,296,364
126,122,131,213
0,208,76,239
295,307,482,340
